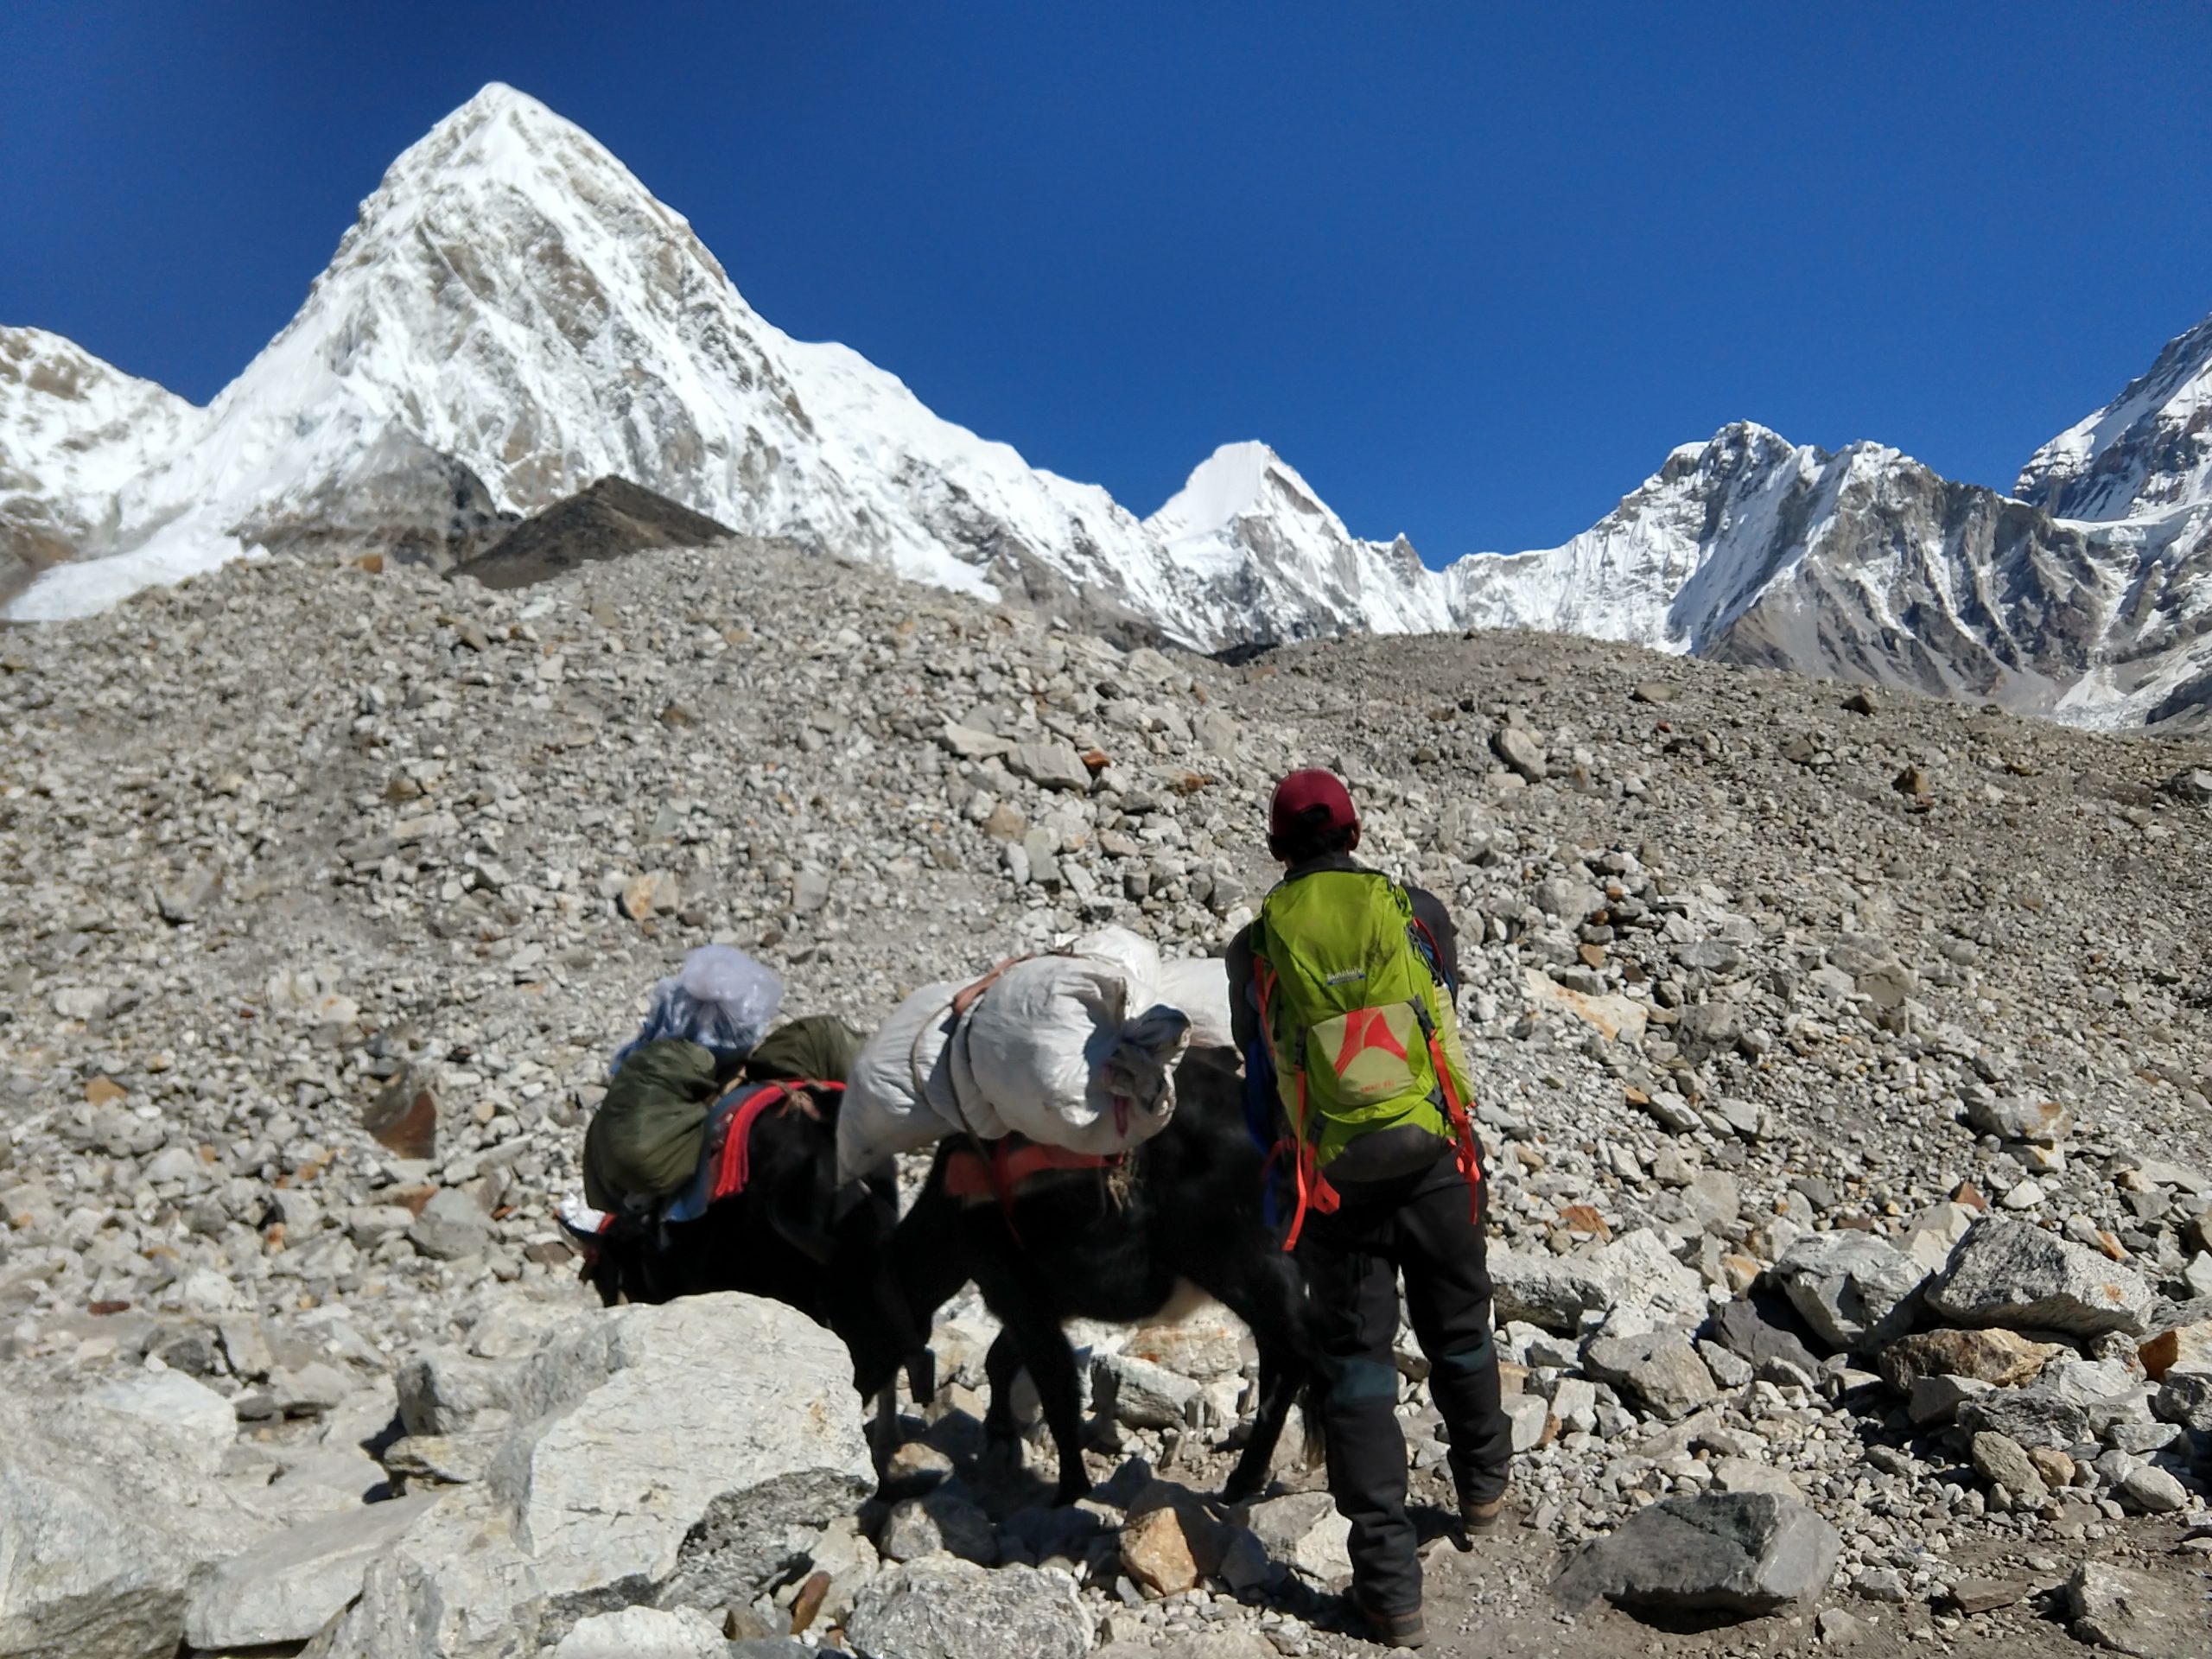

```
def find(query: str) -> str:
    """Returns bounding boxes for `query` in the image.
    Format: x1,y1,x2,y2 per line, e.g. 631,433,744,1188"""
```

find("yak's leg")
977,1281,1091,1504
1191,1253,1315,1503
869,1382,901,1475
982,1327,1026,1451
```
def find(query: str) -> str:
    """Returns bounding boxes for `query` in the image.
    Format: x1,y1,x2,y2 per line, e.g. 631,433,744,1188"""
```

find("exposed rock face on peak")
0,326,194,603
452,475,732,590
1441,419,2212,728
2018,310,2212,521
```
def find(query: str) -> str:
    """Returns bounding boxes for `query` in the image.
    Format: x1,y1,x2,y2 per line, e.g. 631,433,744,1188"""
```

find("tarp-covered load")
836,927,1234,1181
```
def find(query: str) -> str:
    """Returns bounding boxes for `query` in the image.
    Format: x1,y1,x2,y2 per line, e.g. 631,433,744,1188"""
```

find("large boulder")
300,1485,538,1659
2067,1561,2202,1659
1553,1491,1840,1616
1581,1330,1719,1420
845,1559,1091,1659
1593,1230,1708,1323
1877,1327,2060,1392
185,1495,440,1650
1925,1217,2152,1338
1488,1245,1613,1332
0,1388,272,1659
312,1293,873,1657
1771,1231,1928,1353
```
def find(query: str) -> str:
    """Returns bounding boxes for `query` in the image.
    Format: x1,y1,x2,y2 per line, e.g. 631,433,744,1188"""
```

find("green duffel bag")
744,1013,866,1087
583,1038,721,1211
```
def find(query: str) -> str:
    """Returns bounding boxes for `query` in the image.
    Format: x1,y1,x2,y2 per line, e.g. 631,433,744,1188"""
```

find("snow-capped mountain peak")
1149,442,1345,547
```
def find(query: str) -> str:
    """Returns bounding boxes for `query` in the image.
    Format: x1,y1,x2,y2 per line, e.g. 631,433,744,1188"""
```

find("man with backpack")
1227,770,1512,1650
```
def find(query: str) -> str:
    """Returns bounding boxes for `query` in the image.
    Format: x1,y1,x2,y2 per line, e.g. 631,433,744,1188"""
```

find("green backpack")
1251,869,1481,1244
583,1038,721,1211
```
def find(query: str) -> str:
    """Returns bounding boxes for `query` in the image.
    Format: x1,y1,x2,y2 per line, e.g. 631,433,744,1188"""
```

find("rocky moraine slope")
3,534,2210,1657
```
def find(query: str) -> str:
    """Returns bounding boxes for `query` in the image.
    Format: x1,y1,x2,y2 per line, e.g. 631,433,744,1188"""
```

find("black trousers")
1294,1147,1512,1615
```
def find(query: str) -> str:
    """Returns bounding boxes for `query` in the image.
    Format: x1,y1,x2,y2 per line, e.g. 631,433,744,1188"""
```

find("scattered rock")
846,1559,1091,1659
1243,1491,1353,1584
1926,1216,2154,1337
405,1187,488,1261
879,1488,999,1566
1771,1231,1928,1353
2067,1560,2200,1659
1581,1329,1719,1420
1553,1491,1841,1615
1492,725,1548,782
1968,1431,2050,1504
1004,742,1094,792
183,1495,438,1650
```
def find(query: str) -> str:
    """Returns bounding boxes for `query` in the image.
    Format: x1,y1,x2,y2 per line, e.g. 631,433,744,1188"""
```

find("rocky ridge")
3,537,2212,1656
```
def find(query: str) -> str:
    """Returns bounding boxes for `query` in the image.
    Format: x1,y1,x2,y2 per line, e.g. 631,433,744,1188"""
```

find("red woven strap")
943,1141,1116,1199
709,1079,843,1203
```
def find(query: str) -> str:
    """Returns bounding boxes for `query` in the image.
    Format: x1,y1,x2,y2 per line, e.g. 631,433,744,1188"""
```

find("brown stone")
1577,943,1608,969
1120,1504,1198,1597
387,1184,439,1217
365,1080,438,1160
2028,1446,2076,1487
1122,1316,1244,1379
789,1570,830,1635
1080,748,1111,777
1878,1328,2061,1392
620,869,679,919
1951,1578,2026,1614
1953,1180,1988,1212
2139,1322,2212,1383
84,1075,127,1106
982,803,1027,842
2088,1227,2129,1263
1558,1204,1611,1240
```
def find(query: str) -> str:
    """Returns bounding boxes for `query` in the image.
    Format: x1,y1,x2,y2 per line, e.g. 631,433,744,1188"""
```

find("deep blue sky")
7,3,2211,559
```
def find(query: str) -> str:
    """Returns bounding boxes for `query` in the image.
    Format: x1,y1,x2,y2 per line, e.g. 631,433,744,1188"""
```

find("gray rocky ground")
3,537,2209,1656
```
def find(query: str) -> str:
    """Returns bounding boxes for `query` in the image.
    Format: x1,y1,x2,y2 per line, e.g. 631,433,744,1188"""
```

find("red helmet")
1268,768,1359,853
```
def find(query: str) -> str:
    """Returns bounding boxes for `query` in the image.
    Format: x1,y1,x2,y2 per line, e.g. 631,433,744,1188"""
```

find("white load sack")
963,927,1193,1157
836,930,1236,1180
837,981,976,1180
1154,955,1234,1051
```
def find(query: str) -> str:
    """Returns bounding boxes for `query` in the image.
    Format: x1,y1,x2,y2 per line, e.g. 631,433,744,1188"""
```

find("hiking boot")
1459,1488,1509,1537
1352,1592,1427,1649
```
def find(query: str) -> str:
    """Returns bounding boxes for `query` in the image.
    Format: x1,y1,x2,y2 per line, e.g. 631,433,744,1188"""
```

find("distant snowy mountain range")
4,84,2209,727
